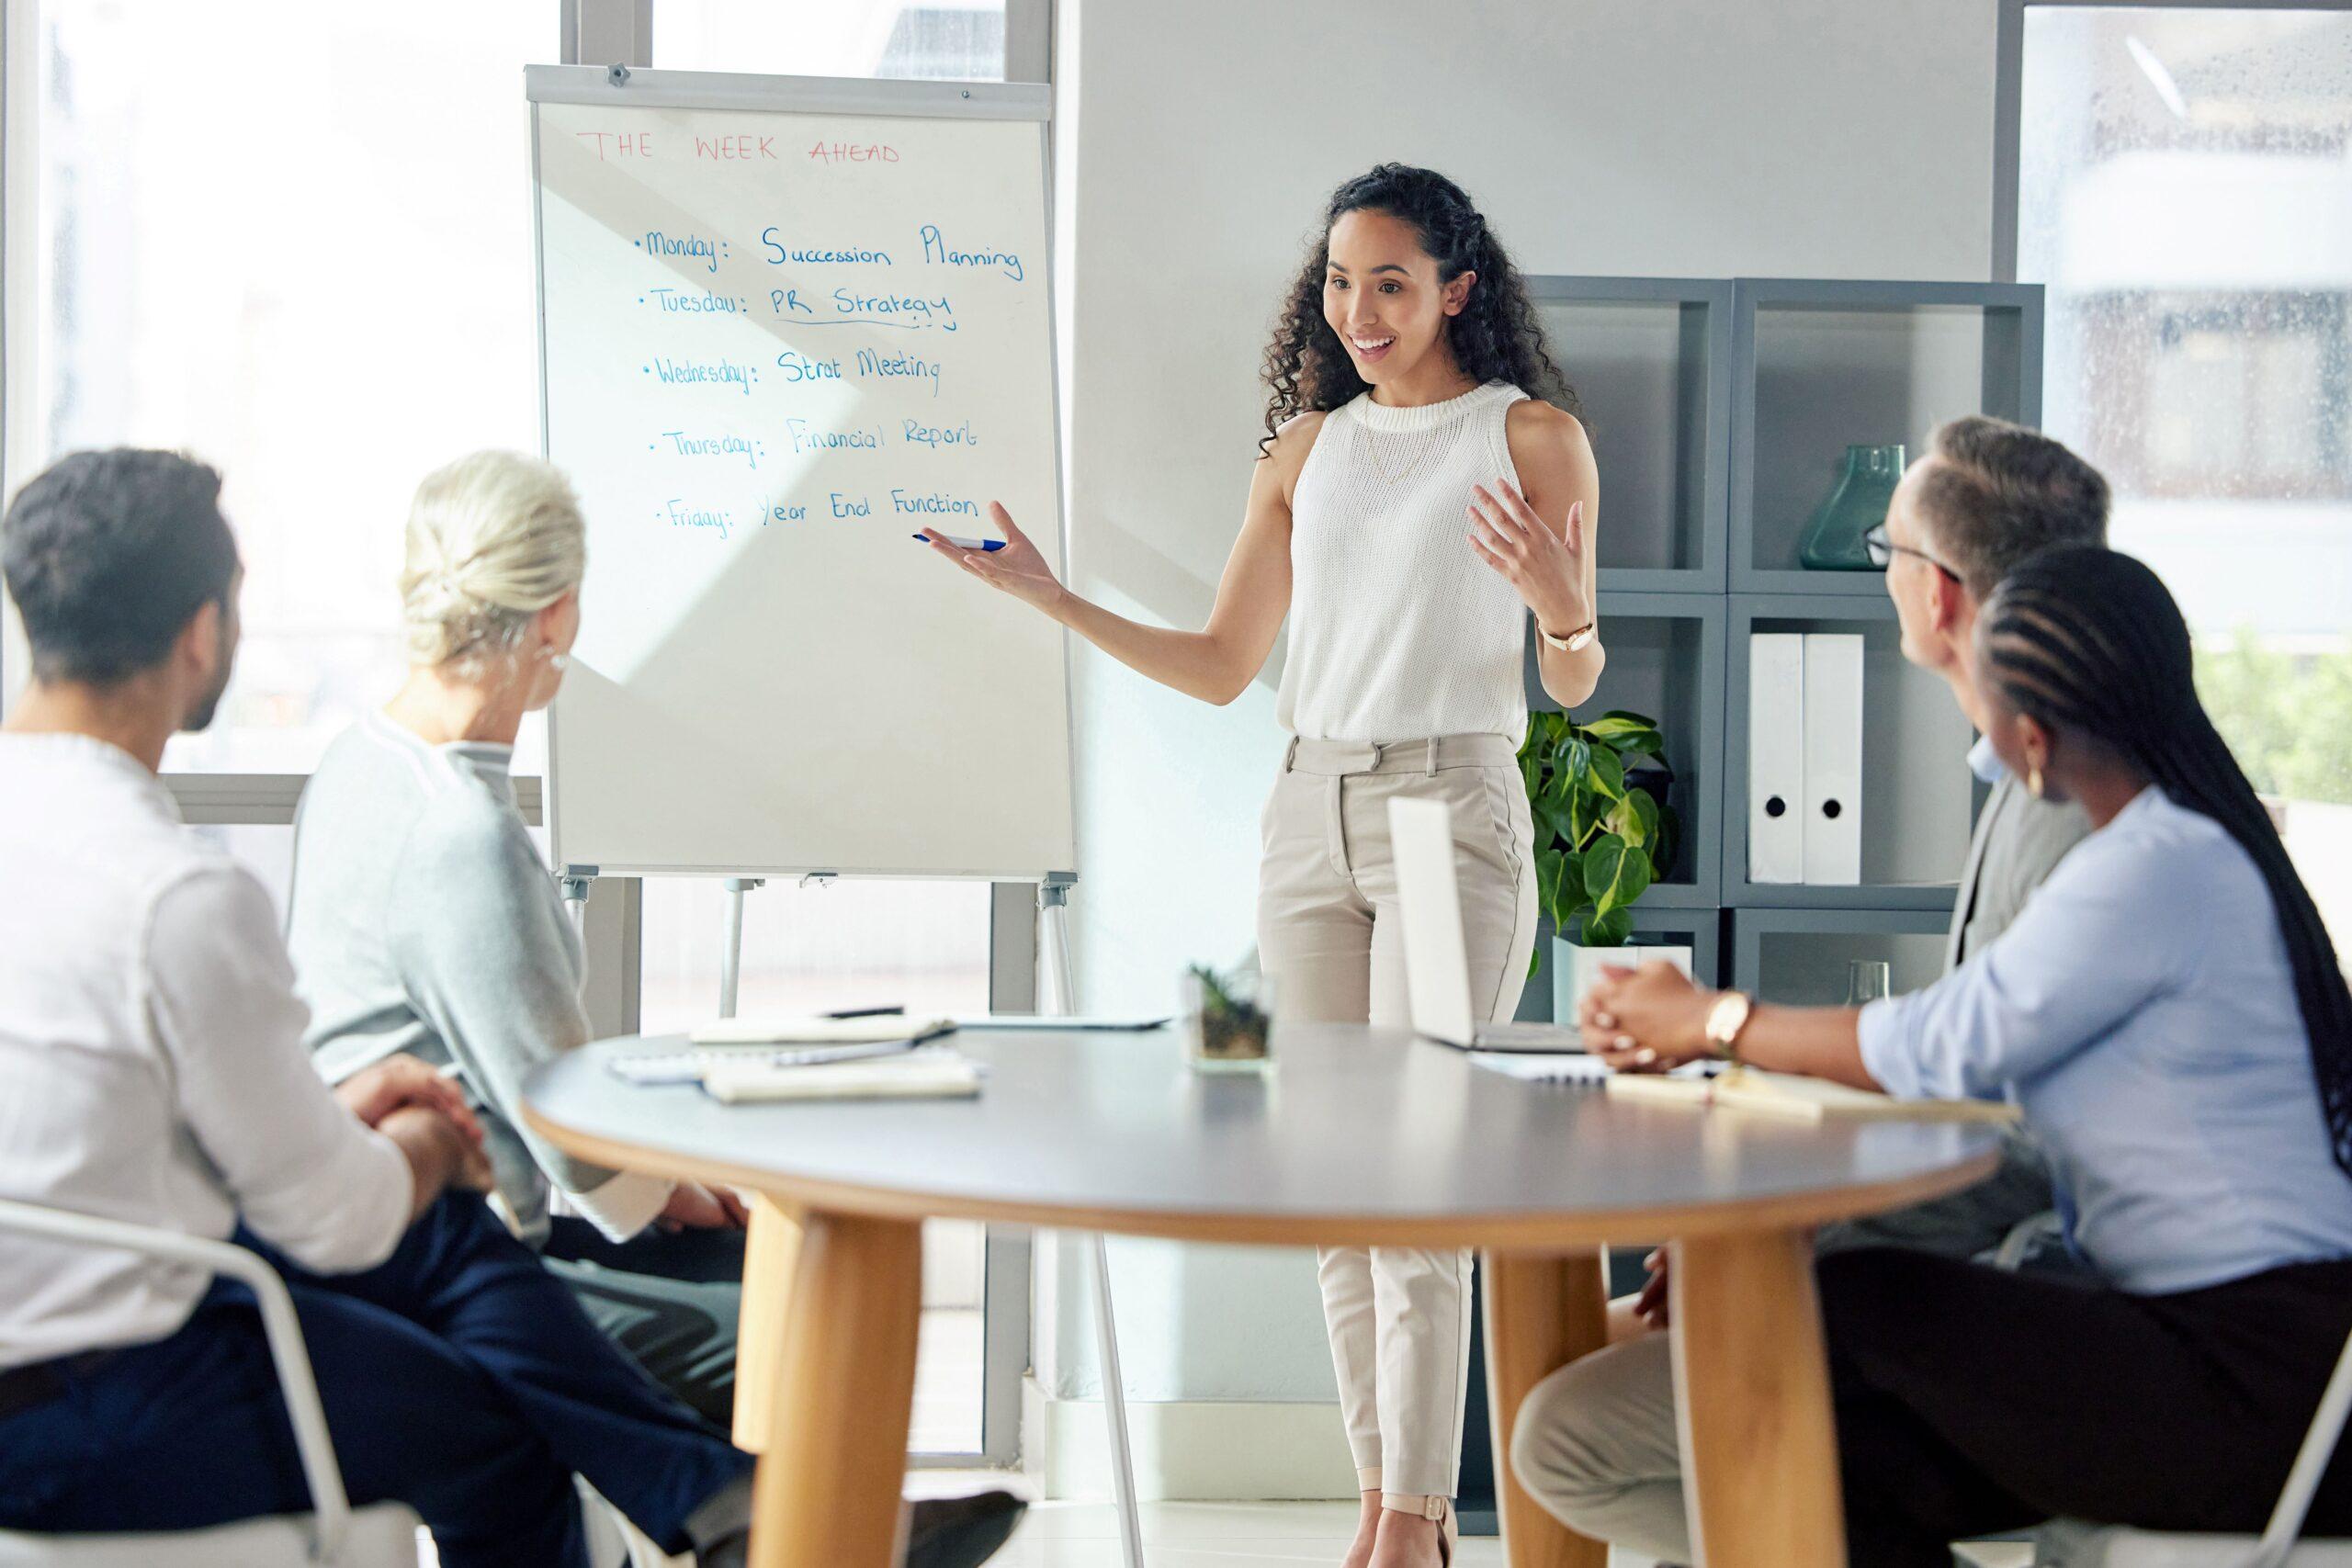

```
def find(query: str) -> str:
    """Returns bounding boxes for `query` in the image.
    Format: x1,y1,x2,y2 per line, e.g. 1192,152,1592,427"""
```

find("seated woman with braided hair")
1515,544,2352,1563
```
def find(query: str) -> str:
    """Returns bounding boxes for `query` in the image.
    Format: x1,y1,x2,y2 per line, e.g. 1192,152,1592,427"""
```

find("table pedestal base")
1481,1249,1611,1568
1672,1228,1847,1567
748,1207,922,1568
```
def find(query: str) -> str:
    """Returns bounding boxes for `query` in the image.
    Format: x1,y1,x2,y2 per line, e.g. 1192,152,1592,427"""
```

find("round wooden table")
525,1022,2002,1568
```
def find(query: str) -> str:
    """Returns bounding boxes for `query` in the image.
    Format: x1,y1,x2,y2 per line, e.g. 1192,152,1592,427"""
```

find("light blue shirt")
1859,785,2352,1294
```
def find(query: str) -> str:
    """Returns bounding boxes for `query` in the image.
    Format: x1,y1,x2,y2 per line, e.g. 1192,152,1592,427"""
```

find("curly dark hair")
1259,164,1577,454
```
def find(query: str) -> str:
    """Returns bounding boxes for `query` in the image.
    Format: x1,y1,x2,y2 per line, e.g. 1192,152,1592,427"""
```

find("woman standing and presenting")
925,164,1600,1568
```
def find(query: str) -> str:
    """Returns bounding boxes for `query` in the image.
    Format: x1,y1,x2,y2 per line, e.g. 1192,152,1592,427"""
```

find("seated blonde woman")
286,451,750,1422
287,451,1024,1568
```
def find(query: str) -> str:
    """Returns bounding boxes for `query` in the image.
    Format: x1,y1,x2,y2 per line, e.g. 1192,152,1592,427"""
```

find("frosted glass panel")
654,1,1009,81
2018,6,2352,944
21,2,557,772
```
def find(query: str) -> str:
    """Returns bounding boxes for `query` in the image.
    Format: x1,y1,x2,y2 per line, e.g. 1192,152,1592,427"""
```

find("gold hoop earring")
2027,763,2045,799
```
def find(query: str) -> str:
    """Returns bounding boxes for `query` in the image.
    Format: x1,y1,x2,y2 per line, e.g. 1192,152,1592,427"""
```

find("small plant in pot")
1182,963,1274,1072
1518,709,1689,1018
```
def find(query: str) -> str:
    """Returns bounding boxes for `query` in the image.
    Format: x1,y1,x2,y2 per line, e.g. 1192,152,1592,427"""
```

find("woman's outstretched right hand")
920,502,1067,617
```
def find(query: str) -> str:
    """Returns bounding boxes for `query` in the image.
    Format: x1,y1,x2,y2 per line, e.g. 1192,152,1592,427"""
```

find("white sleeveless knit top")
1277,380,1531,744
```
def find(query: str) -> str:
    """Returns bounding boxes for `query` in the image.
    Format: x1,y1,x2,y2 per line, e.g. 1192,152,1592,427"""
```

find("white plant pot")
1552,936,1692,1027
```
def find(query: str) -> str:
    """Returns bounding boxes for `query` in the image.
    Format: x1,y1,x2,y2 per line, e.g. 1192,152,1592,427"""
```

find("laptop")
1388,795,1588,1054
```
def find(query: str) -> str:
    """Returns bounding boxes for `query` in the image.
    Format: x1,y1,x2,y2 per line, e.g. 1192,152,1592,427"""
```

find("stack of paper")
1605,1066,2018,1123
699,1046,983,1104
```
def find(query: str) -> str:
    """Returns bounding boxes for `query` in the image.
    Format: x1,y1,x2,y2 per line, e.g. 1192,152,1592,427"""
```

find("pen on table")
911,533,1006,552
823,1005,906,1020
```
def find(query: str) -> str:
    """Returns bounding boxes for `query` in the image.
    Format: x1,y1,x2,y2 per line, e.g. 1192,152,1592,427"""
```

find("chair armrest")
0,1199,352,1562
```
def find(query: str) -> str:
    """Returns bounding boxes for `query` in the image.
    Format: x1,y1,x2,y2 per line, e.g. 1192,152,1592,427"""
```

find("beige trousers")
1256,734,1538,1511
1510,1331,1691,1562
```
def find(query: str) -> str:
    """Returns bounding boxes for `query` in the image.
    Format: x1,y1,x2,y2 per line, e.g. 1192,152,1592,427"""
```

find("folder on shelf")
1747,632,1806,883
1801,632,1864,885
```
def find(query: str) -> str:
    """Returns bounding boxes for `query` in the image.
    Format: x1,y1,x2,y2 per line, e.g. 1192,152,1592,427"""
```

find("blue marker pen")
912,533,1006,552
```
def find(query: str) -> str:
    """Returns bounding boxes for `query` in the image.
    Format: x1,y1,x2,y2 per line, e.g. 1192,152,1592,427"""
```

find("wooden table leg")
733,1194,803,1452
1482,1248,1611,1568
1670,1228,1844,1568
747,1206,922,1568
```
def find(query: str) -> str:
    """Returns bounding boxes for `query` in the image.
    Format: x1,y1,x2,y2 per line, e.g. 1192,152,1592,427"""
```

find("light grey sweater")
287,713,668,1244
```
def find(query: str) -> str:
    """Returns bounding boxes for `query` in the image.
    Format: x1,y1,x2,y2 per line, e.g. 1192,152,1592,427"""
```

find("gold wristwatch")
1538,619,1597,653
1702,989,1754,1064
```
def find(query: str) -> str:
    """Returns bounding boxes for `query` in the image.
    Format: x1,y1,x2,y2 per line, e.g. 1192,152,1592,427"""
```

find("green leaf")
1555,734,1592,784
1535,849,1562,930
1585,746,1625,801
1583,831,1654,919
1578,906,1634,947
1521,750,1544,799
1566,785,1601,849
1537,847,1585,929
1598,708,1660,728
1611,728,1667,760
1606,788,1659,850
1534,796,1577,853
1580,714,1654,741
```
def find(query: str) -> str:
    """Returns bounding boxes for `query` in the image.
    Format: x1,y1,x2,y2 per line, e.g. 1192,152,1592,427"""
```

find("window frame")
0,0,1050,1469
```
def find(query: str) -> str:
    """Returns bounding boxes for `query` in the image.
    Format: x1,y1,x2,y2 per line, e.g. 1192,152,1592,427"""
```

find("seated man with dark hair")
0,449,765,1567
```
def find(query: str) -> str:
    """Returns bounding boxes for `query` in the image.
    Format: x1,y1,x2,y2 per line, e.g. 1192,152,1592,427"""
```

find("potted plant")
1518,708,1689,1021
1182,963,1274,1072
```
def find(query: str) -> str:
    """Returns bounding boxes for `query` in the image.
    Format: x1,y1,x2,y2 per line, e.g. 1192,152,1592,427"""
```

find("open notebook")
1605,1066,2021,1124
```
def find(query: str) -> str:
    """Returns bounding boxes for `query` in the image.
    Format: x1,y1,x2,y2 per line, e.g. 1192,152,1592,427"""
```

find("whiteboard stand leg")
560,874,593,936
1038,879,1144,1568
718,876,763,1021
1090,1232,1146,1568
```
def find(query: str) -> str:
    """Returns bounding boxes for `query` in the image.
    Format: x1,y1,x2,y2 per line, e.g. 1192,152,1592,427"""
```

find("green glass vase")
1798,443,1906,571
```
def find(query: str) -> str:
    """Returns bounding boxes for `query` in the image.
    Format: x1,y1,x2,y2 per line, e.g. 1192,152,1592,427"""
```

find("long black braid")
1981,545,2352,1179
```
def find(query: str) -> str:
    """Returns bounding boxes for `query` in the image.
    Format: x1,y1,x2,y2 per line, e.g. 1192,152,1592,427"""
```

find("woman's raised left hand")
1468,481,1590,639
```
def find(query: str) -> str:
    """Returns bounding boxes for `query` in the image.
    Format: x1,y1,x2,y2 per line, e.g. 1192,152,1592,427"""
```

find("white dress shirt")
1860,784,2352,1294
0,733,413,1370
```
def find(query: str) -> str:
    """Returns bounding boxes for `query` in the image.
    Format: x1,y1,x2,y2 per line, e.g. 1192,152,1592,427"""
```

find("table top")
523,1023,2004,1247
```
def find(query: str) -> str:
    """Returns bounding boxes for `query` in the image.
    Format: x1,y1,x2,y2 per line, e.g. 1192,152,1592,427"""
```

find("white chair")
2037,1316,2352,1568
0,1198,423,1567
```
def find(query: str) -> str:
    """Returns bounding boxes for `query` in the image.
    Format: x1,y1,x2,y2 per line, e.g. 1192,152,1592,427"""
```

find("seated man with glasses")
1508,416,2114,1563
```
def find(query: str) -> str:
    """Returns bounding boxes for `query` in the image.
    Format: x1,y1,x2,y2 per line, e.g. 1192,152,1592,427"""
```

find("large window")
17,0,557,773
652,0,1013,80
4,0,1035,1465
2015,4,2352,938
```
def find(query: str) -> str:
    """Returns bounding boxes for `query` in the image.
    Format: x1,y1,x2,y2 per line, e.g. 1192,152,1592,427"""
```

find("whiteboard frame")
526,64,1077,884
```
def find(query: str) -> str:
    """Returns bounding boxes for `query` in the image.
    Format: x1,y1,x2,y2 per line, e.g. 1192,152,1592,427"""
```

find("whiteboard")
528,67,1076,880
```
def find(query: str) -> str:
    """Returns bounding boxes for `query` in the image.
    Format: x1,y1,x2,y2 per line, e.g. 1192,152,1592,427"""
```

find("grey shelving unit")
1731,907,1951,1005
1512,907,1727,1023
1730,278,2043,596
1721,593,1981,912
1512,274,2042,1021
1528,276,1732,593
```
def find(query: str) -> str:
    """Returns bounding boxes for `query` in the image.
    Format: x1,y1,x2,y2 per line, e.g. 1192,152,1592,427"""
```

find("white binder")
1747,633,1806,883
1802,632,1865,885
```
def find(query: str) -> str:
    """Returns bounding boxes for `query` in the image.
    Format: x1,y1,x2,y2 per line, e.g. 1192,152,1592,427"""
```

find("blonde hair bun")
400,450,587,669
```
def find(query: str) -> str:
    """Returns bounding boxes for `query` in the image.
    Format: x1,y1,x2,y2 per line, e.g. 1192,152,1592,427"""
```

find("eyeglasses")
1862,522,1961,583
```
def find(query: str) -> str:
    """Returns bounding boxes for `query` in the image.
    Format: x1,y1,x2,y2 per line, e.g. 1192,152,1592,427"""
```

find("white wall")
1048,0,2003,1407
